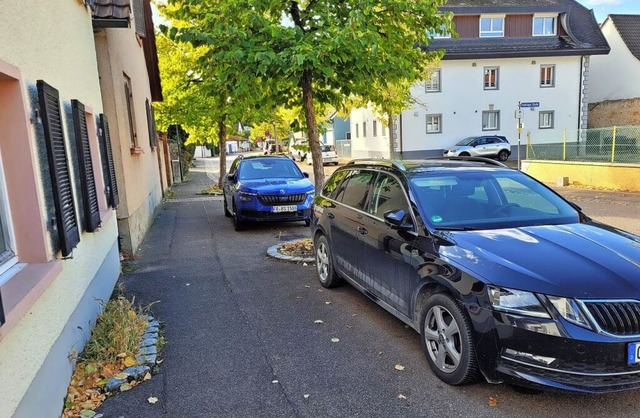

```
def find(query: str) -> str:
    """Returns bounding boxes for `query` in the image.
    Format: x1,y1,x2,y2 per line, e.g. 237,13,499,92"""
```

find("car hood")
438,222,640,298
239,178,313,194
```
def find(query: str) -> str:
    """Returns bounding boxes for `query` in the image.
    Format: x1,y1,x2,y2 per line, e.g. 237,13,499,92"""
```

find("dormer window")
533,15,556,36
480,16,504,38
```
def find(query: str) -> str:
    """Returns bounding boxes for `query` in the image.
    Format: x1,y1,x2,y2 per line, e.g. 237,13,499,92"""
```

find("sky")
578,0,640,22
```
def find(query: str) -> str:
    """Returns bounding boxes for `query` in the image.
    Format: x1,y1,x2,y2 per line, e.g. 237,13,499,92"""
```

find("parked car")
311,156,640,393
289,140,309,161
223,155,314,231
306,144,339,165
443,136,511,161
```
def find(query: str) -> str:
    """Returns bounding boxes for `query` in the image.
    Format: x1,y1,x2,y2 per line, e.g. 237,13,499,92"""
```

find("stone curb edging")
104,315,161,393
266,240,315,264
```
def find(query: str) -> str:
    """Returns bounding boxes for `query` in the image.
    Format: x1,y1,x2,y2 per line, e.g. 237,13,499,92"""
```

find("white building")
350,0,610,158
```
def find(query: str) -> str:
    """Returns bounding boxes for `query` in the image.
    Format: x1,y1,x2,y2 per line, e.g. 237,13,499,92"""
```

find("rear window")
321,145,335,152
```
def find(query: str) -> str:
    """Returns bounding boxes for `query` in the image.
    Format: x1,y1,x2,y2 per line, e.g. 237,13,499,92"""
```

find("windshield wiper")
434,226,476,231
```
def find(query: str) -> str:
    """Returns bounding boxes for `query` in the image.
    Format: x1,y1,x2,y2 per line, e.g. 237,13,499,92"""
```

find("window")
369,173,411,222
484,67,499,90
480,17,504,37
540,65,555,87
355,124,359,138
123,73,138,149
334,170,375,211
539,111,554,129
533,16,556,36
71,100,101,232
322,169,349,199
0,158,15,271
426,114,442,134
373,120,377,137
425,69,441,92
427,24,452,39
482,110,500,131
146,99,158,149
37,80,80,257
363,122,367,138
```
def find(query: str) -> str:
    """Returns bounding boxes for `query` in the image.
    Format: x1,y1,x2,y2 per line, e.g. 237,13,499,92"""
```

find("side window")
335,170,374,211
369,174,410,220
322,169,348,199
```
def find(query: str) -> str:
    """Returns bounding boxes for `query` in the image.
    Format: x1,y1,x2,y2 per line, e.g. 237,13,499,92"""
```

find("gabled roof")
429,0,610,59
608,14,640,61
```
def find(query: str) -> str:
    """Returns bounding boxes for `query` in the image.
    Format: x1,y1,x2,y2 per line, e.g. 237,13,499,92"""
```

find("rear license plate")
628,343,640,364
273,205,297,213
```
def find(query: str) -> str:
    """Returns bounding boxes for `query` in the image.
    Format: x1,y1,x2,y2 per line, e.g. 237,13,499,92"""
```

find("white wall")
589,19,640,102
349,55,584,157
349,107,393,158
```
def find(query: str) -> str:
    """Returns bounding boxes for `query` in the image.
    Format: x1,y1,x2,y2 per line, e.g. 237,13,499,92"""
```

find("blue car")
223,155,315,231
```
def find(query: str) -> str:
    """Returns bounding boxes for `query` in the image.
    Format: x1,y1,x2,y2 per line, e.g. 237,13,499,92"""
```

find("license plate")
628,342,640,364
273,205,297,213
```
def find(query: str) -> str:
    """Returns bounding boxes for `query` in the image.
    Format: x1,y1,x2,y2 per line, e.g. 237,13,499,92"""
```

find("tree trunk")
301,70,324,191
387,113,395,159
217,116,227,189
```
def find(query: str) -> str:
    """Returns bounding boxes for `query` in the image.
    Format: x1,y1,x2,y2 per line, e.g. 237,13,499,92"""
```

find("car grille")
258,193,305,205
582,301,640,336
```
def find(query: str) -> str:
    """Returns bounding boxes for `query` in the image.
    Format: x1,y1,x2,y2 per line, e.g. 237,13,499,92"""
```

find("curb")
266,240,315,264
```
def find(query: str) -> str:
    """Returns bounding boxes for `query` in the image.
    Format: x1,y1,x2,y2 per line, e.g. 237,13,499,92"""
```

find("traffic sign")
520,102,540,108
515,110,524,119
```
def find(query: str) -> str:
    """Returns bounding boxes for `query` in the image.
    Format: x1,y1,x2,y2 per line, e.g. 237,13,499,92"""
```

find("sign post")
515,102,539,170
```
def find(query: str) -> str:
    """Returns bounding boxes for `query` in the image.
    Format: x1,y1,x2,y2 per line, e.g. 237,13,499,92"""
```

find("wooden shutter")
124,80,136,148
98,114,120,208
72,100,101,232
132,0,146,38
37,80,81,257
146,99,158,149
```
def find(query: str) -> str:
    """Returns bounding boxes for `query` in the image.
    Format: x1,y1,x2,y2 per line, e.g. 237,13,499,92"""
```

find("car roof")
343,157,513,176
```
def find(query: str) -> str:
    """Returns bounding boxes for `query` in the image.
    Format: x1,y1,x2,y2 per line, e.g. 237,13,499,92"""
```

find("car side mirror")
384,209,413,231
227,173,236,182
303,172,310,178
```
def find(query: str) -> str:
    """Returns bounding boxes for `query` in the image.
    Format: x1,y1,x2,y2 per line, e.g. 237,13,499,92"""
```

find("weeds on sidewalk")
199,185,222,195
62,295,152,417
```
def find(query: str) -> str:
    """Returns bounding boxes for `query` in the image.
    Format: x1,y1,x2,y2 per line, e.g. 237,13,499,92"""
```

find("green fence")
526,126,640,164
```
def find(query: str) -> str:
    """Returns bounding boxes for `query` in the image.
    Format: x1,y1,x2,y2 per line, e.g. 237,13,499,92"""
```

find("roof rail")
438,156,508,168
345,158,407,171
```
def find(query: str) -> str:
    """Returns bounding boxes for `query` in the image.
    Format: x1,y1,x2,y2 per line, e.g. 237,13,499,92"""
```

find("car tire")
314,234,341,288
459,152,471,157
305,218,311,227
498,150,509,161
420,293,478,386
232,202,245,231
223,193,232,217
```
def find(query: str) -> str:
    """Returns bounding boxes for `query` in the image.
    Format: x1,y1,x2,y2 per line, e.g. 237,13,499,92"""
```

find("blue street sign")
520,102,540,108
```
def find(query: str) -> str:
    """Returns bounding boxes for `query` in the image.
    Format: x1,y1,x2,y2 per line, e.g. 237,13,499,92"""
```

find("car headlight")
239,191,255,202
547,296,592,329
306,190,315,198
488,286,550,318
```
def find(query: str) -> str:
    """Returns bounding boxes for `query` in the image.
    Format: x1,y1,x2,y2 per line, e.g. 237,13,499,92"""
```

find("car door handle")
358,226,368,235
327,212,335,219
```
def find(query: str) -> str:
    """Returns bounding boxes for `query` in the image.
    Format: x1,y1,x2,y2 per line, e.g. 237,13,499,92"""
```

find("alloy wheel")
316,240,330,283
423,305,462,373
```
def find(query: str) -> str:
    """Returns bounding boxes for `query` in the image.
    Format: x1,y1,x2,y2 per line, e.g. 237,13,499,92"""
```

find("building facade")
349,0,610,159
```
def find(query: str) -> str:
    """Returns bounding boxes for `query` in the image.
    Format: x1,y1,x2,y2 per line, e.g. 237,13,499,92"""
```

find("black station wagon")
311,157,640,393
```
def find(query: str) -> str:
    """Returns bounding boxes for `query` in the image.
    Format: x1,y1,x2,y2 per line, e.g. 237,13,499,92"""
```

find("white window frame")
484,67,499,90
426,114,442,134
480,15,505,38
482,110,500,131
539,111,554,129
425,69,441,93
533,15,557,36
540,64,555,88
0,150,18,277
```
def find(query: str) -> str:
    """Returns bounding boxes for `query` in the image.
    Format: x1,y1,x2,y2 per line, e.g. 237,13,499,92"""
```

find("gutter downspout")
399,113,404,159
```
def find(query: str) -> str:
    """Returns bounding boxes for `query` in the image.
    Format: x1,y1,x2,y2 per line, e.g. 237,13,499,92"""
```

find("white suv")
443,136,511,161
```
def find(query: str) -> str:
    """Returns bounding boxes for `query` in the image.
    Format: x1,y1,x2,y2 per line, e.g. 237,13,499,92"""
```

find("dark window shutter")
98,114,120,208
71,100,101,232
37,80,81,257
124,81,136,148
132,0,146,38
146,99,158,149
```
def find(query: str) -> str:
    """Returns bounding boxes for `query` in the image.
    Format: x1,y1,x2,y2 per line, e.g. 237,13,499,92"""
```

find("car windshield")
409,170,580,230
238,159,303,180
456,137,477,146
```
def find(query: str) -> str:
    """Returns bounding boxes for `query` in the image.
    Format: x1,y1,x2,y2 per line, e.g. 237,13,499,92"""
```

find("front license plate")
628,342,640,364
273,205,297,213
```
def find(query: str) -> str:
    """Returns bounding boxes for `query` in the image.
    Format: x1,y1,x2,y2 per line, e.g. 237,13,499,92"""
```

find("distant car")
289,140,309,161
223,155,314,231
306,144,339,165
311,157,640,394
443,136,511,161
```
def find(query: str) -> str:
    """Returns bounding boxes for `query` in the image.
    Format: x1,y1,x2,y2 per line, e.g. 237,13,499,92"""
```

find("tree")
163,0,451,191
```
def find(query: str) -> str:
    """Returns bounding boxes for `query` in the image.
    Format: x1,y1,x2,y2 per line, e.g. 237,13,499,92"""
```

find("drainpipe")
399,113,404,159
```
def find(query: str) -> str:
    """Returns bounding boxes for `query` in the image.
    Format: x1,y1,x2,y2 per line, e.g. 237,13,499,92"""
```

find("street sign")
515,110,524,119
520,102,540,108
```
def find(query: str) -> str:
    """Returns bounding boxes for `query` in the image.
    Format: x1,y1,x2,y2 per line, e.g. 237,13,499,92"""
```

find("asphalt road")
97,156,640,417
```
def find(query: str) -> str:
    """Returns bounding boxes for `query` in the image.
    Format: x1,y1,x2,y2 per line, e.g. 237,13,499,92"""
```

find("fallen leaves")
488,396,498,407
394,364,406,371
148,396,159,404
123,356,137,367
397,394,407,400
331,337,340,343
279,238,314,258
